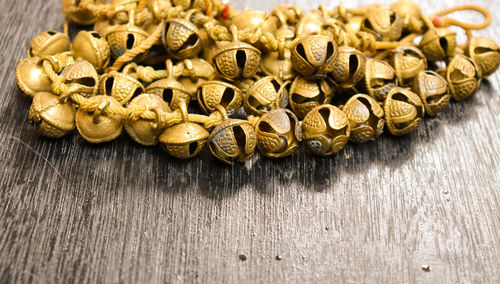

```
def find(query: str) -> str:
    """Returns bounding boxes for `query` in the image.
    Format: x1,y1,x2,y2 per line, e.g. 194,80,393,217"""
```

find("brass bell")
28,30,70,57
255,108,301,158
390,0,424,33
361,58,396,102
145,60,191,109
389,46,427,86
260,27,296,80
172,0,208,11
295,10,326,37
99,71,144,104
361,7,403,41
71,31,110,72
343,94,384,143
29,92,76,138
148,0,172,21
302,104,350,156
197,80,243,115
209,118,257,164
105,12,150,58
60,60,99,97
244,76,288,116
330,46,366,89
290,34,338,80
177,58,216,96
465,37,500,77
344,16,365,34
162,16,204,59
231,9,278,50
418,28,457,61
288,76,333,119
445,55,482,101
159,122,209,159
62,0,105,25
384,87,424,136
124,93,171,146
75,95,124,143
412,70,450,117
16,57,53,97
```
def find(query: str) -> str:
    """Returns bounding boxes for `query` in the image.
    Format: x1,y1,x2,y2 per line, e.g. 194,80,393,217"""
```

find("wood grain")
0,0,499,283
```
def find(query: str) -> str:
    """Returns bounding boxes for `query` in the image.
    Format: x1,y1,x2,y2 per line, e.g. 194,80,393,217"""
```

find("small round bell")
71,31,110,72
344,16,364,33
255,109,301,158
390,0,424,33
260,27,296,80
177,58,216,96
99,71,144,105
60,60,99,97
29,92,76,138
28,30,70,57
412,70,449,117
288,76,333,119
62,0,105,25
106,18,150,58
465,37,500,77
445,55,482,101
162,17,204,59
145,60,191,109
209,118,257,164
172,0,208,11
330,46,366,89
419,28,457,61
302,104,350,156
148,0,172,21
231,9,278,46
384,87,424,136
244,76,288,116
343,94,384,143
290,34,338,80
75,95,124,143
197,81,243,115
361,59,397,102
295,10,326,37
361,7,403,41
125,93,171,146
16,57,53,97
389,46,427,86
159,122,209,159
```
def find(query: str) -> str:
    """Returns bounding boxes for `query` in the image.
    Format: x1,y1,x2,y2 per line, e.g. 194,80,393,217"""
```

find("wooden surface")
1,0,499,283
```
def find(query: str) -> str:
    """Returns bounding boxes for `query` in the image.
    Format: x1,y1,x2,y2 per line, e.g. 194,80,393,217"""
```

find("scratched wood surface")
0,0,499,283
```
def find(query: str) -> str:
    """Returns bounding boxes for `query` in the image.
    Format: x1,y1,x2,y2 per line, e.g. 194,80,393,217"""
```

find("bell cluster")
15,0,500,164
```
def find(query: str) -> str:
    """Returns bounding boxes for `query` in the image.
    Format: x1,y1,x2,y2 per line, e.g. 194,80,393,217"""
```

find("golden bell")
389,46,427,86
445,55,482,101
290,34,337,80
71,31,110,72
390,0,424,33
147,0,172,21
209,118,257,164
60,60,99,97
62,0,105,25
106,22,149,58
384,87,424,136
145,60,191,109
124,93,171,146
295,10,326,37
255,108,302,158
99,71,144,105
465,37,500,77
197,80,243,115
361,58,396,102
177,58,216,96
16,57,53,97
172,0,208,11
411,70,450,117
29,92,76,138
288,76,333,119
302,104,350,156
260,27,296,80
244,76,288,116
159,122,209,159
330,46,366,89
232,9,278,34
361,7,403,41
75,95,124,143
419,28,457,61
162,18,203,59
343,94,384,143
28,30,70,57
344,16,365,34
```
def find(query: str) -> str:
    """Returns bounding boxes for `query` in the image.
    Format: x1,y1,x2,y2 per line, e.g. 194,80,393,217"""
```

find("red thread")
432,16,442,27
221,5,230,20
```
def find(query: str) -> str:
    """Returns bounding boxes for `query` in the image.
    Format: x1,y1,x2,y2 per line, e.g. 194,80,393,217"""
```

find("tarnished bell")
260,27,296,80
256,109,301,158
145,60,191,109
362,59,396,102
289,76,333,119
419,28,457,61
465,37,500,77
99,71,144,105
76,96,123,143
62,0,105,25
446,55,482,101
71,31,110,72
412,71,450,117
197,81,243,115
209,119,257,164
106,20,149,58
60,60,99,97
162,17,203,59
291,34,338,80
29,92,76,138
16,57,53,97
29,30,70,57
302,104,350,156
361,7,403,41
389,46,427,86
124,94,171,146
244,76,288,116
384,87,424,136
160,122,209,159
330,46,366,89
343,94,384,143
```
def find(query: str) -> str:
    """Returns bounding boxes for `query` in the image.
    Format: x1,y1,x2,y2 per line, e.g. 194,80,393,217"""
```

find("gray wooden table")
1,0,499,283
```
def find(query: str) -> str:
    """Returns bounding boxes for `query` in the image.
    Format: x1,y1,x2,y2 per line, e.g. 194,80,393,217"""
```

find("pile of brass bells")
16,0,500,164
